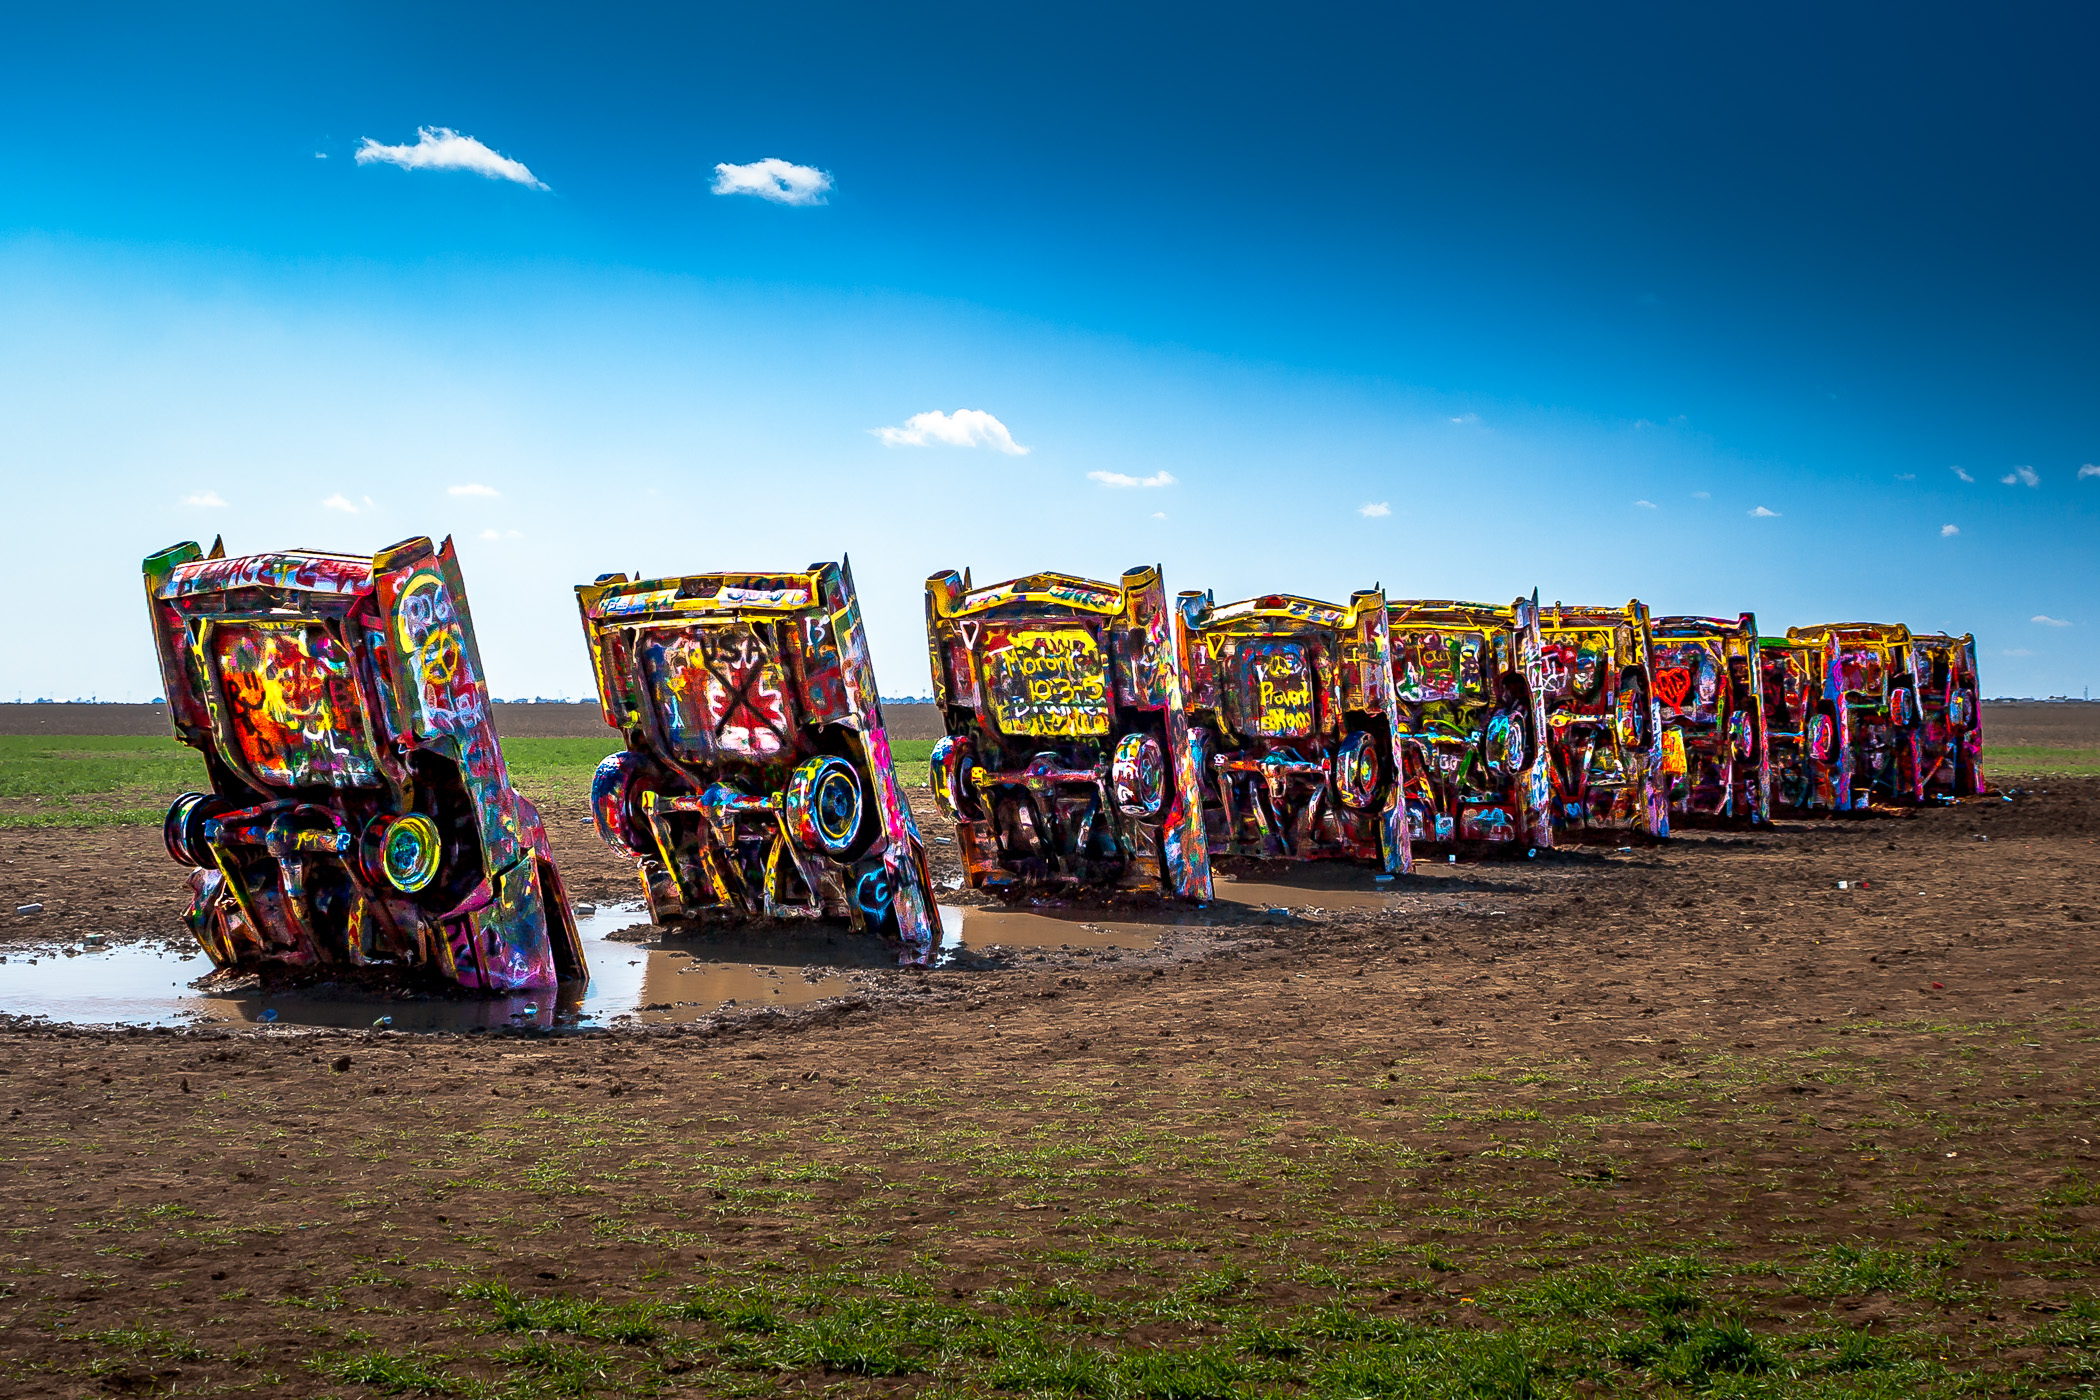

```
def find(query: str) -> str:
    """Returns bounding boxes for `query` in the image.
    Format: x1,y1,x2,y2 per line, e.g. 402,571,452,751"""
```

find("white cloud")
2032,614,2071,627
183,491,226,507
712,158,832,206
2001,465,2040,487
1895,472,1916,481
1951,465,1974,483
1358,502,1392,518
321,494,359,513
449,483,501,497
355,127,547,189
2081,464,2100,479
1448,413,1480,425
1748,506,1780,518
1634,499,1657,509
1151,511,1166,520
2002,647,2034,657
872,410,1029,455
1089,469,1177,489
1691,491,1710,499
1940,524,1959,537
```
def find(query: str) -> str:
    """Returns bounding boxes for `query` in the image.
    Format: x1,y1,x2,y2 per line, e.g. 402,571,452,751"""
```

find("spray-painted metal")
1537,601,1669,840
1755,632,1855,814
144,535,586,991
1385,597,1555,853
1649,613,1771,825
923,567,1211,899
1789,622,1983,805
1911,631,1986,797
1176,589,1410,873
577,561,941,964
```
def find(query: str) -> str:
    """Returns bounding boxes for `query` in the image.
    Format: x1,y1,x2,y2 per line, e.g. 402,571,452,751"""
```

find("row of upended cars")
142,538,1985,989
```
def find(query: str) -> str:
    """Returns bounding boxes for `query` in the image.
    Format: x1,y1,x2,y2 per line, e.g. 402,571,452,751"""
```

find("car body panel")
1911,632,1987,797
1650,613,1771,825
924,567,1211,899
1178,590,1411,873
1755,633,1853,814
1385,597,1555,853
143,535,585,992
576,560,941,964
1537,601,1669,840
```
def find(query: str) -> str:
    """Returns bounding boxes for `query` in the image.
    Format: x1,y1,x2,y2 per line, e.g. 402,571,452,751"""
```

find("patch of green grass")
0,734,207,828
1987,745,2100,776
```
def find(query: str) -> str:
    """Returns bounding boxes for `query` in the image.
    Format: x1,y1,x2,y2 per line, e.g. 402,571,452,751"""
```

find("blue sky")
3,1,2095,701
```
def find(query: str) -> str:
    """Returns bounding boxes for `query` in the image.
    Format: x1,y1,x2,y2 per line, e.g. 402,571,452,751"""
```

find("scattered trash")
1932,982,1944,989
1527,848,1538,858
372,1016,393,1029
1838,881,1849,889
1447,854,1458,864
83,933,104,946
1374,873,1395,883
14,904,42,916
574,903,596,916
1616,846,1634,854
259,1008,278,1023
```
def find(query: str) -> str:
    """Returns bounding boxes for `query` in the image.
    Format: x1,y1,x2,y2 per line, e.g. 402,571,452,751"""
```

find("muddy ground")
0,712,2095,1393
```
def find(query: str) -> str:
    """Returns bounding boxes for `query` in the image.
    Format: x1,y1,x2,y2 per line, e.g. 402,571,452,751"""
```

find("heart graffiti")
1653,667,1694,708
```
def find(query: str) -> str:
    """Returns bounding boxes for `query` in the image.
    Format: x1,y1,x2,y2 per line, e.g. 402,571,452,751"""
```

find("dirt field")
0,711,2095,1394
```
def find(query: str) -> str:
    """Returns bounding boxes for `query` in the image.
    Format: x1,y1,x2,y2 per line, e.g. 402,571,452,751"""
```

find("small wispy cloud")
2002,465,2040,487
1940,523,1959,537
1358,502,1391,518
1895,472,1916,481
1448,412,1480,425
2081,464,2100,479
1691,491,1711,499
322,494,359,513
872,410,1029,455
2002,647,2034,657
449,483,501,498
2032,614,2071,627
1749,506,1781,518
1951,465,1974,483
355,127,547,189
1634,499,1657,509
1089,469,1177,489
183,490,227,508
1151,511,1166,520
712,158,832,206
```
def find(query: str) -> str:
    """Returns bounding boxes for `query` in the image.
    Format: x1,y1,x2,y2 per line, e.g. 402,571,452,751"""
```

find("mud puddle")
0,906,861,1031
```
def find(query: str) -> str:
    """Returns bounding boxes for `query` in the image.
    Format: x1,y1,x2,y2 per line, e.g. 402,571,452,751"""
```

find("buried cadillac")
1384,596,1555,853
1756,631,1853,814
1176,588,1411,874
144,535,586,991
1649,613,1771,825
576,562,940,963
1786,621,1984,806
923,567,1211,898
1536,601,1670,840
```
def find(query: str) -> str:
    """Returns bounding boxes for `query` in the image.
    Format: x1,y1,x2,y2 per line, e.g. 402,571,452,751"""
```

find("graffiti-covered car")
1384,597,1554,853
143,535,586,992
1176,589,1410,873
1756,633,1854,813
1786,622,1938,806
1536,601,1669,840
923,567,1210,899
576,561,941,963
1912,631,1986,798
1649,613,1770,825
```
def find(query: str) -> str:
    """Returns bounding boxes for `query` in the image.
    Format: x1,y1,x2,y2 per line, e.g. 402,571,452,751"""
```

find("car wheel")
1112,732,1167,816
786,755,879,860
